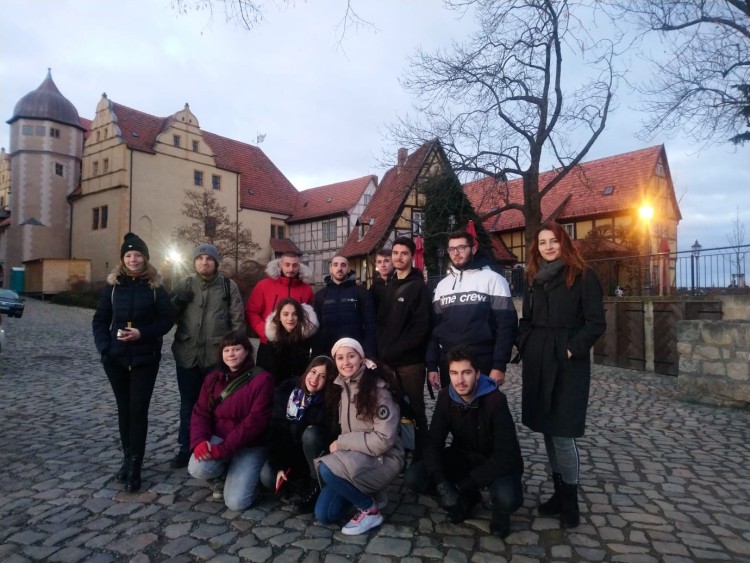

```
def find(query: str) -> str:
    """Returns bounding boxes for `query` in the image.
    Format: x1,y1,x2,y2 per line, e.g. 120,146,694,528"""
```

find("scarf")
534,258,565,285
286,386,323,422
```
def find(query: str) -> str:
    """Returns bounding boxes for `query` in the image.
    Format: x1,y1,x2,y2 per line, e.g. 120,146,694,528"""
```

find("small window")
92,205,108,230
93,161,99,176
50,127,60,138
173,135,181,148
212,174,221,190
35,126,46,136
602,185,614,195
103,158,109,173
101,205,108,229
192,140,199,152
322,219,336,243
655,163,665,177
92,207,99,230
271,225,277,239
104,127,108,138
55,163,64,177
562,223,575,239
364,194,372,205
22,125,33,135
412,210,424,235
277,226,285,239
194,170,203,187
96,131,101,142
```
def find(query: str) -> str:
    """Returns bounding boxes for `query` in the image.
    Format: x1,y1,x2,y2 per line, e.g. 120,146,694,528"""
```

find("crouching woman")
314,337,405,536
188,330,274,511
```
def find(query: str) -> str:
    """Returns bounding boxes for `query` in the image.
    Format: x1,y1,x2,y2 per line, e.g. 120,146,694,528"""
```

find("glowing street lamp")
691,240,702,294
639,205,654,296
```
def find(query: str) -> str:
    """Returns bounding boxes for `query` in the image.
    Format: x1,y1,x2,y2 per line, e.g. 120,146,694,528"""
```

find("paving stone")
47,547,92,562
162,537,201,556
237,547,273,562
364,537,411,557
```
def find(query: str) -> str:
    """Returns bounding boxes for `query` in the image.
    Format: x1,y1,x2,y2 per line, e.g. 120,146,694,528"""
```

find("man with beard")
312,254,376,358
170,244,246,468
426,231,518,388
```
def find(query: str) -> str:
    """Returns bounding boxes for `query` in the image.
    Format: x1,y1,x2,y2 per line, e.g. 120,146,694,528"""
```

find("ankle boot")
489,507,511,539
115,450,131,483
125,455,143,493
294,482,321,514
538,472,563,516
559,482,580,529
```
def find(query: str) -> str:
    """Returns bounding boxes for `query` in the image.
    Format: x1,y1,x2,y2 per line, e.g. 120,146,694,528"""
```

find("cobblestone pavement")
1,299,750,562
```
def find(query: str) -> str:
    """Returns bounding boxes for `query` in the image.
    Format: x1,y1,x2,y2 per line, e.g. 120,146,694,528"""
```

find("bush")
52,280,106,309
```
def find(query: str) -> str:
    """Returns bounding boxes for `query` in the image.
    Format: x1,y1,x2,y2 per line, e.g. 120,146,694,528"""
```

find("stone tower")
3,70,85,286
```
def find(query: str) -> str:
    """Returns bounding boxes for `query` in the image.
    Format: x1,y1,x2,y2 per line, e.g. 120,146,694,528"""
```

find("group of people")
92,220,605,538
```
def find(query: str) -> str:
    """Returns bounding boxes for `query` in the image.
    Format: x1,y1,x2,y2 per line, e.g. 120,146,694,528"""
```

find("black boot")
559,482,580,529
538,472,563,516
489,506,511,539
447,488,481,524
125,455,143,493
294,481,320,514
115,450,131,483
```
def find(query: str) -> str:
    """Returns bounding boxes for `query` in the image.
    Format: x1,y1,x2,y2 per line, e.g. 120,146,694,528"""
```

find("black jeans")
176,364,214,453
104,363,159,457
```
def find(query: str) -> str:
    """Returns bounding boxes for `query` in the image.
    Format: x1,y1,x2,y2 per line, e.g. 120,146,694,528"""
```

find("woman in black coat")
518,222,605,529
92,233,174,492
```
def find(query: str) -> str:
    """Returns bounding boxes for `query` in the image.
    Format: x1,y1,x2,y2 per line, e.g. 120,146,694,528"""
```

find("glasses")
447,245,470,254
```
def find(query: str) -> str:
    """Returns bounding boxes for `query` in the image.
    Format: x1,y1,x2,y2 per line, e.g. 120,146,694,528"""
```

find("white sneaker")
374,490,388,510
341,507,384,535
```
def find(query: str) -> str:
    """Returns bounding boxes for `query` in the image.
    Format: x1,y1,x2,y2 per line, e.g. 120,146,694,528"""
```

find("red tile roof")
288,175,376,223
464,145,680,233
270,238,302,255
340,141,438,258
109,102,298,215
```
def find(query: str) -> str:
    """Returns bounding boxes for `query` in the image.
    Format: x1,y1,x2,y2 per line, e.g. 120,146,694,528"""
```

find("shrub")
52,280,106,309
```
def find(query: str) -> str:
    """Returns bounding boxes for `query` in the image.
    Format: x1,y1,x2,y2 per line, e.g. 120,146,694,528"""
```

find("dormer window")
192,140,199,152
602,186,615,195
655,163,665,177
173,135,181,148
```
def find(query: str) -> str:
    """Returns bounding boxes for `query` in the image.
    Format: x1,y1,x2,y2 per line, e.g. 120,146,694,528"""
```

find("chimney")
397,148,408,172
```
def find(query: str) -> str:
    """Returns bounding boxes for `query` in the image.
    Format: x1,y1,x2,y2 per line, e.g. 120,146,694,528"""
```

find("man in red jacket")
245,252,314,343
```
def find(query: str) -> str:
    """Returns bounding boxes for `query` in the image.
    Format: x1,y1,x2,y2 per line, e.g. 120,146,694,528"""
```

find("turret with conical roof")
8,69,84,130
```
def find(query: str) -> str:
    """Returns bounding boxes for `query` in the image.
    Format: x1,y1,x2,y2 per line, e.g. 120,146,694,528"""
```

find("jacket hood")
449,252,493,275
264,302,319,342
394,267,425,284
448,373,497,406
324,271,357,286
106,264,163,288
265,258,314,284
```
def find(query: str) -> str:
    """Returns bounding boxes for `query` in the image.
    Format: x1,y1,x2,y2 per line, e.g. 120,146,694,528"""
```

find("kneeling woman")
260,355,338,512
189,331,274,511
314,338,405,536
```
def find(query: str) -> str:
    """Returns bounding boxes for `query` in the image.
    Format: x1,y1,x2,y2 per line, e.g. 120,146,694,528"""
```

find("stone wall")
677,320,750,407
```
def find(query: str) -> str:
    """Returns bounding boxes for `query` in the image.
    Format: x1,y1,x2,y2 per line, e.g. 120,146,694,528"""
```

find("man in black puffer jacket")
312,254,377,358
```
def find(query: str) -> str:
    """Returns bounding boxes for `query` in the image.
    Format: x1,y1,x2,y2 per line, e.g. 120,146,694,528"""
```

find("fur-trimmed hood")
106,264,163,288
265,258,314,284
264,302,319,342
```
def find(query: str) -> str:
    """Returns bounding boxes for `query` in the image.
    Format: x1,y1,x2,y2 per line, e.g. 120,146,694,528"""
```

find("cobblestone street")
1,298,749,562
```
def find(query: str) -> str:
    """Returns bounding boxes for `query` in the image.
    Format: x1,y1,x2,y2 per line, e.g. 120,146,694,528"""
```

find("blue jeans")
176,365,213,453
188,436,268,511
314,462,374,524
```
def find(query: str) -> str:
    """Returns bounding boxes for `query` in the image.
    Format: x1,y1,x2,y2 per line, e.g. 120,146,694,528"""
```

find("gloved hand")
436,480,460,510
173,288,194,308
193,441,211,460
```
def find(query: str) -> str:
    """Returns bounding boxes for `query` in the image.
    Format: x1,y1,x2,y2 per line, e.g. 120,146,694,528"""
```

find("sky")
1,0,747,253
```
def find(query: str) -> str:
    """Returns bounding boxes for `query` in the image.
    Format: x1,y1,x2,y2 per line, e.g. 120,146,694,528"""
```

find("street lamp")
691,239,702,294
167,248,182,291
639,205,654,296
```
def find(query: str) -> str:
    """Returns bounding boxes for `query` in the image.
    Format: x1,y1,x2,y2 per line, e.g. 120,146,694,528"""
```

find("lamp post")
639,205,654,296
691,239,702,295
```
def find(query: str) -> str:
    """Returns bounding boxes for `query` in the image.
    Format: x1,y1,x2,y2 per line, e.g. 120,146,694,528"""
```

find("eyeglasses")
447,245,470,254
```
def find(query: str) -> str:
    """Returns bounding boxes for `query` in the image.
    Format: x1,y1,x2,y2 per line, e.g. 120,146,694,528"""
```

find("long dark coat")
518,266,605,437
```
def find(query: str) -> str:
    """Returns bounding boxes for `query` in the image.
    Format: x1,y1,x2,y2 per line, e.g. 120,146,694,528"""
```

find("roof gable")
109,101,299,215
288,175,376,222
464,145,680,233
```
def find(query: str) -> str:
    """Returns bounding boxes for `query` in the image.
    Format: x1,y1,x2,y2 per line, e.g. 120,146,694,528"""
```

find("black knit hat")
120,232,150,260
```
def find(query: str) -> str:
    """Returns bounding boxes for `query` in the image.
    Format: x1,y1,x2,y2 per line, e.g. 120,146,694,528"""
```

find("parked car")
0,289,24,318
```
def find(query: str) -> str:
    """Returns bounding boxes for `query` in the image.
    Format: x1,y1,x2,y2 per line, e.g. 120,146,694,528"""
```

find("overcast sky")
1,0,747,252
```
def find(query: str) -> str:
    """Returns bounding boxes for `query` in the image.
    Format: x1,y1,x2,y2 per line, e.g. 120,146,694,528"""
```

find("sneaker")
341,507,383,536
170,451,190,469
374,490,388,510
210,478,224,500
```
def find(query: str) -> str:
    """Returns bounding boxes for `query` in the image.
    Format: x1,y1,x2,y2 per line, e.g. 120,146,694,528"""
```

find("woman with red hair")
518,222,605,529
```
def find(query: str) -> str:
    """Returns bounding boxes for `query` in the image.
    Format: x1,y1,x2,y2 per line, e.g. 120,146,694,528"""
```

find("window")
322,220,336,242
104,127,108,138
93,161,99,176
562,223,575,239
212,174,221,190
96,131,101,142
50,127,60,138
271,225,277,238
103,158,109,173
173,135,181,148
602,185,615,195
55,163,64,177
412,210,425,235
22,125,33,135
655,162,665,177
35,126,46,136
204,217,217,238
277,226,285,239
192,140,199,152
364,194,372,205
194,170,203,187
92,206,108,230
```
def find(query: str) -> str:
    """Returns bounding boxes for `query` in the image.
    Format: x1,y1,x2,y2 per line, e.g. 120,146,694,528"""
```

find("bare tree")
608,0,750,146
726,206,747,285
391,0,616,247
173,189,260,274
